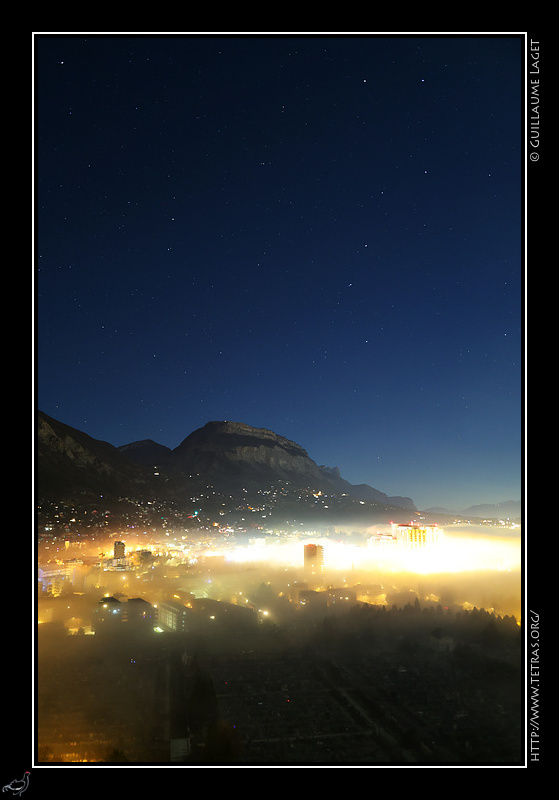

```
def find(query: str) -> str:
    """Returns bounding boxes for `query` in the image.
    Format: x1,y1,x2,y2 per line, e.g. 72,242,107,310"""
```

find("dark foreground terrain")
37,602,523,766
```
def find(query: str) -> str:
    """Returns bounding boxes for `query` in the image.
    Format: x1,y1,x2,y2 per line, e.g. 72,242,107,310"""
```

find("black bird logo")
2,773,30,796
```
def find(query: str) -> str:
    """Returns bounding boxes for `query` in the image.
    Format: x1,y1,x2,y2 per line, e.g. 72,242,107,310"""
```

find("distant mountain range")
424,501,522,520
36,412,520,526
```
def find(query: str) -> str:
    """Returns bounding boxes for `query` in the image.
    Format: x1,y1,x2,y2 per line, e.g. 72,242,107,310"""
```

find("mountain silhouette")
36,412,416,519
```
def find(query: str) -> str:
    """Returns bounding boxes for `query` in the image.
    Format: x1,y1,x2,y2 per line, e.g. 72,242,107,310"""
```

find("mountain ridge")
36,411,519,524
117,419,416,510
424,500,521,519
36,412,417,519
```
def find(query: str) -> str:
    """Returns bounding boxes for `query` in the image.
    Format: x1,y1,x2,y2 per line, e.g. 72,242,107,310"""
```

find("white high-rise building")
391,523,442,548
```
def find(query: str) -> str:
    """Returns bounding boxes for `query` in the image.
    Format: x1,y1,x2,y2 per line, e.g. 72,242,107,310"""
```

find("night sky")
35,34,524,512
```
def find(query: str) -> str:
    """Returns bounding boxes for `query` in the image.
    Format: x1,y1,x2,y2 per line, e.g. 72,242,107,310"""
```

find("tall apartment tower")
114,541,125,559
304,543,324,575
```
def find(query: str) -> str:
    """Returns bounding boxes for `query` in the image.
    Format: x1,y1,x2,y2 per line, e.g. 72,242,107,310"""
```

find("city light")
37,519,523,765
211,528,521,578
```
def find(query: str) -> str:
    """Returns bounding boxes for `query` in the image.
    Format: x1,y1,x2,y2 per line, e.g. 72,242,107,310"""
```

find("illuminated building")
304,543,324,574
392,523,442,548
126,597,156,627
102,540,131,571
92,596,123,632
114,541,125,559
367,531,398,549
38,565,73,596
157,600,192,633
92,596,156,632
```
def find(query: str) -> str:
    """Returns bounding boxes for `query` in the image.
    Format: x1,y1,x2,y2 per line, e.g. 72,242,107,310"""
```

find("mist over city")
36,512,523,765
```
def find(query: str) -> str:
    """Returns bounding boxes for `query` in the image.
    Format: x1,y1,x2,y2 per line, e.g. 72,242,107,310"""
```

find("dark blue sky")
35,34,524,511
